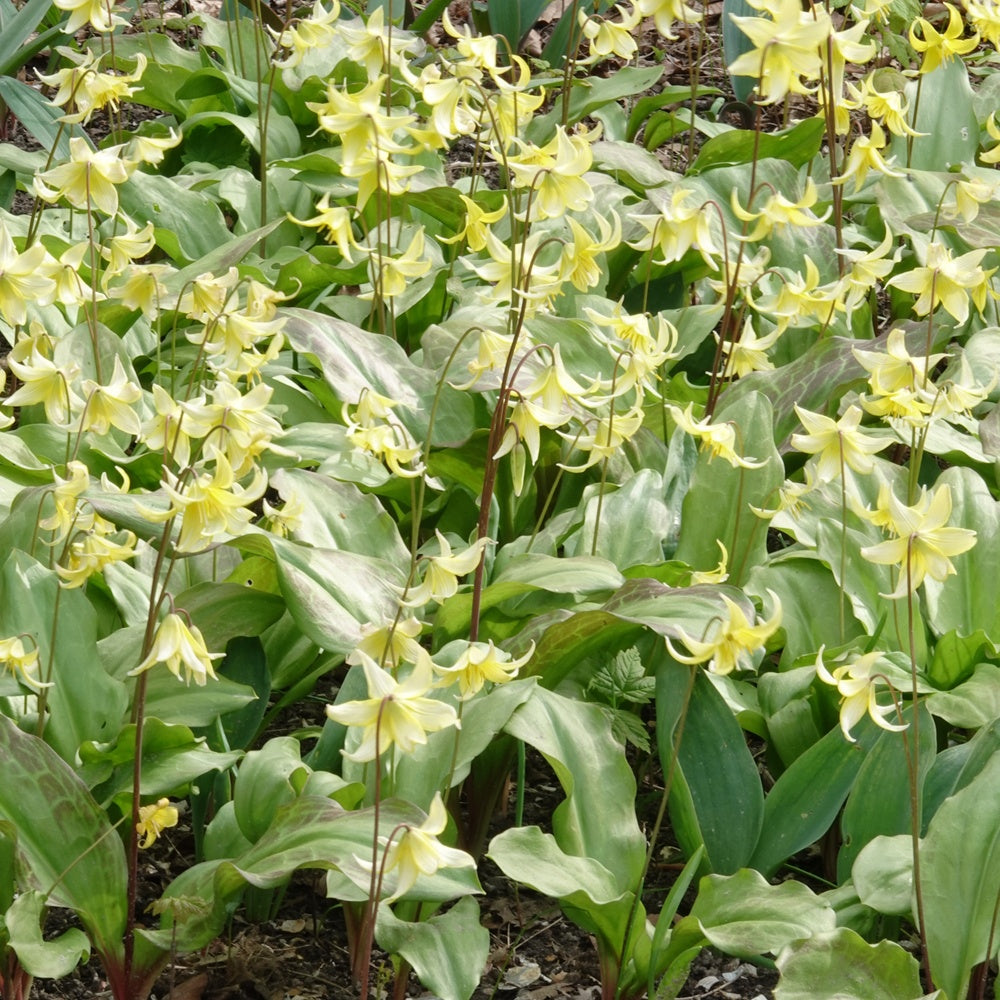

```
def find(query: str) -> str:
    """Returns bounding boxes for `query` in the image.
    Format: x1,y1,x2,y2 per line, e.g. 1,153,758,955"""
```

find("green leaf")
689,117,824,174
657,657,764,875
774,928,925,1000
851,835,913,917
0,717,127,966
837,704,936,882
0,77,72,159
118,173,233,264
921,751,1000,1000
176,581,285,652
749,720,880,878
282,307,474,447
674,391,784,585
5,890,90,979
0,550,127,761
927,663,1000,729
722,0,756,103
924,467,1000,643
691,869,836,955
269,537,403,654
376,897,490,1000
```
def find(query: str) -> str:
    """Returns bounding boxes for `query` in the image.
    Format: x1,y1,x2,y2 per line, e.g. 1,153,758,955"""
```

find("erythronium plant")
0,2,999,1000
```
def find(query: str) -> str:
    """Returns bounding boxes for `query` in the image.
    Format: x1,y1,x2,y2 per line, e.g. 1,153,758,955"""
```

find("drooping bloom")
668,403,766,469
886,242,996,325
666,592,782,675
506,126,596,220
325,651,458,762
433,640,534,699
136,798,180,848
814,647,907,742
376,793,475,901
791,404,892,482
860,483,977,597
909,3,979,74
635,0,702,40
129,613,223,686
34,137,130,215
578,4,642,61
55,515,136,588
403,531,491,607
0,223,57,326
0,635,49,690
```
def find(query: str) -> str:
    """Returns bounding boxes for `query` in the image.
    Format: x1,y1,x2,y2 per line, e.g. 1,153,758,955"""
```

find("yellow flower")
791,404,892,482
579,4,642,61
0,635,49,690
837,227,901,311
56,515,137,588
668,403,766,469
136,798,180,848
629,187,719,268
727,0,829,104
635,0,702,40
852,327,946,396
814,647,907,743
886,242,996,325
157,449,268,552
130,613,223,686
4,336,81,425
834,121,905,192
909,3,979,74
350,617,428,671
717,318,782,378
507,126,596,220
852,75,923,138
559,403,645,471
52,0,127,33
78,356,143,437
376,793,475,901
666,591,782,675
433,640,534,699
288,194,359,262
690,540,730,584
732,178,830,243
861,483,976,597
966,0,1000,46
0,222,57,326
38,461,91,541
559,213,623,292
34,137,129,216
270,0,341,69
37,49,146,125
365,228,431,300
440,195,507,254
403,531,491,607
325,651,458,762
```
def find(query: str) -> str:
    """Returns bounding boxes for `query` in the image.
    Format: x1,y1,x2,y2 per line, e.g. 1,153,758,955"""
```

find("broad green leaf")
674,392,783,584
182,109,301,161
269,536,403,654
282,307,474,447
774,928,925,1000
691,869,835,955
922,719,1000,824
175,581,285,652
750,720,880,878
233,737,309,842
689,116,824,174
0,550,126,761
5,890,90,979
722,0,756,103
503,686,646,889
921,752,1000,1000
376,897,489,1000
926,628,995,689
0,77,72,159
924,466,1000,643
270,468,408,563
837,704,936,882
0,717,127,965
78,719,241,805
488,825,627,907
657,656,764,875
927,663,1000,729
851,835,913,917
896,57,979,171
118,173,233,263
